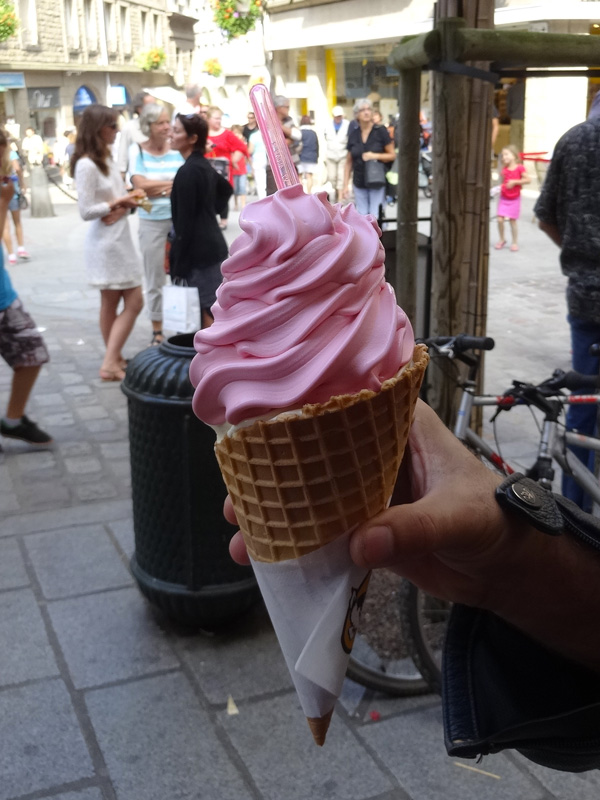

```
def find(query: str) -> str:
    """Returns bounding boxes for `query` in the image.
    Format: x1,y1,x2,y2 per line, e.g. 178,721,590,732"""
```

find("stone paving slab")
0,588,59,686
176,605,293,705
220,692,395,800
0,679,94,799
0,537,29,590
47,587,180,689
39,791,104,800
358,704,545,800
85,672,255,800
514,754,600,800
0,498,134,536
23,523,133,599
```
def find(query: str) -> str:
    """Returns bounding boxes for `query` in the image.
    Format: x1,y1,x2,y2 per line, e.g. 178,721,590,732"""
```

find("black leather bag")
364,159,387,188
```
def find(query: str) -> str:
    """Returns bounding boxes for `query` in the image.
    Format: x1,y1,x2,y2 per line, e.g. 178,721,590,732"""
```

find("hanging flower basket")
213,0,262,40
0,1,18,42
136,48,166,72
203,58,223,78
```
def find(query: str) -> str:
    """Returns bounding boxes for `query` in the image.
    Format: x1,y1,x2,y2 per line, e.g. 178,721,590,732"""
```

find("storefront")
27,86,61,140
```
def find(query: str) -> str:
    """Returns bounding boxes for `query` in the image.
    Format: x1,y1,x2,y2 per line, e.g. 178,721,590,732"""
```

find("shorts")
297,162,317,175
8,193,20,212
233,174,247,196
0,297,50,369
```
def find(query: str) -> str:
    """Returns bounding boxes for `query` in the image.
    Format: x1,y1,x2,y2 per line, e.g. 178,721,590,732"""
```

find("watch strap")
495,473,563,536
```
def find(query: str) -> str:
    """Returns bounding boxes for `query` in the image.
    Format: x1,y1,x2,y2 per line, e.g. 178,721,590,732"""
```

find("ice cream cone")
214,344,427,745
215,343,428,564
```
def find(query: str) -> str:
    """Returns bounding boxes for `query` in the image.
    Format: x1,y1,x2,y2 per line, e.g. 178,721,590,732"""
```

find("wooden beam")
395,68,421,326
388,24,600,71
458,28,600,66
388,30,440,70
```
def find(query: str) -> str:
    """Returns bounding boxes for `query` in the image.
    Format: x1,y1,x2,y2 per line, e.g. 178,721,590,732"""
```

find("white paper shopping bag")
162,284,201,333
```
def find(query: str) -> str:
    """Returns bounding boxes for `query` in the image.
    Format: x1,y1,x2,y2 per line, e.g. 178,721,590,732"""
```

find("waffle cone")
215,344,428,563
307,709,334,746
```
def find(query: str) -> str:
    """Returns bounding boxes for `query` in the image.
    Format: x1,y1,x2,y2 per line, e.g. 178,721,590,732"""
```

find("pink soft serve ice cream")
190,184,415,426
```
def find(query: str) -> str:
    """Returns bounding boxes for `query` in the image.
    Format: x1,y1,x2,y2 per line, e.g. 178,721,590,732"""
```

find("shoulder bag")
364,158,387,188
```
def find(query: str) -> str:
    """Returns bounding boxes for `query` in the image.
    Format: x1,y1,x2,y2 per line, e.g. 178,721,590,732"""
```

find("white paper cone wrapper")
250,532,370,720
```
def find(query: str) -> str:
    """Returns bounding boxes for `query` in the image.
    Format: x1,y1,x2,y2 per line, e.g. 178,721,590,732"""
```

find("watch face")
510,480,543,509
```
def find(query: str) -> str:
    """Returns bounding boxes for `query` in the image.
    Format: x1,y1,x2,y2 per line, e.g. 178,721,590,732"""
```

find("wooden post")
394,68,421,326
428,16,469,422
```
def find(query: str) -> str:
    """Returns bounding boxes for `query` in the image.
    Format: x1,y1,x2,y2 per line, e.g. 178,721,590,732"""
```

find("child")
0,132,52,448
495,144,530,252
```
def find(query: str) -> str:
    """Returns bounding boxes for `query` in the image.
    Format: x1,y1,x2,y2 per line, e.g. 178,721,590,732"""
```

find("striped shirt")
128,146,184,221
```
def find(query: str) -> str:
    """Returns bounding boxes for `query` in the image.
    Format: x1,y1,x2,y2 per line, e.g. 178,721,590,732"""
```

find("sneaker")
8,253,17,265
0,415,53,445
17,248,29,260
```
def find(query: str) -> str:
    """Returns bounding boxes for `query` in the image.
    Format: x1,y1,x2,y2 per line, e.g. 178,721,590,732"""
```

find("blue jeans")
562,314,600,511
353,185,385,217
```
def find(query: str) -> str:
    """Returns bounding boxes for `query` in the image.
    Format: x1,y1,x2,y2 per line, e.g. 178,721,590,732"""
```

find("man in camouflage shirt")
534,114,600,511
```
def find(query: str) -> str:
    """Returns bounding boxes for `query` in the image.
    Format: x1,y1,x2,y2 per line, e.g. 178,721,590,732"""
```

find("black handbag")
364,158,386,188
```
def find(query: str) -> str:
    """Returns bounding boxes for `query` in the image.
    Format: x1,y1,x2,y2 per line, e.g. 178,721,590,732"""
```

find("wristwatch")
495,473,563,535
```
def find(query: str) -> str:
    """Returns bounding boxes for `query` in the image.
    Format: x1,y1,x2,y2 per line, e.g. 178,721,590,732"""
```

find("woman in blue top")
129,104,184,346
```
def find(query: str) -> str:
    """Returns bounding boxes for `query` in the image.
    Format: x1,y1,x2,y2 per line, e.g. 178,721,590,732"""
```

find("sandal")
494,241,506,250
99,368,126,382
150,330,164,347
510,243,519,252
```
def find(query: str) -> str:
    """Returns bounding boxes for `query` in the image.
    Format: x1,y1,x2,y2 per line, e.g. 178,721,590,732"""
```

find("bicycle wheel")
346,570,430,696
398,580,451,695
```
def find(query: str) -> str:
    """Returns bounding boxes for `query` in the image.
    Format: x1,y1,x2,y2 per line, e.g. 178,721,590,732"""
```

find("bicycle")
403,333,600,693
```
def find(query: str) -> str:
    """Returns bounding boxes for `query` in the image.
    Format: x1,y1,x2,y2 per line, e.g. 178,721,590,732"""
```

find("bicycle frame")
455,387,600,504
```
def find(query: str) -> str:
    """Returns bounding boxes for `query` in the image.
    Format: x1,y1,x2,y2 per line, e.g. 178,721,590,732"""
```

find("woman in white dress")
71,105,146,382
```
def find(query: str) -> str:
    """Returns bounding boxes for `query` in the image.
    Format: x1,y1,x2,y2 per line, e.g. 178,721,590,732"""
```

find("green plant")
203,58,222,78
0,0,18,42
136,47,166,71
213,0,262,40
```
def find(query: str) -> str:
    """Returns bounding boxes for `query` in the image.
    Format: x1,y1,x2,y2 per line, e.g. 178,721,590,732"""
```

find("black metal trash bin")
122,333,259,627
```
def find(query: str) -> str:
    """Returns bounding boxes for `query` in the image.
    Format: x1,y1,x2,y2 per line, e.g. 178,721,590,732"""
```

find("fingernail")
354,524,394,566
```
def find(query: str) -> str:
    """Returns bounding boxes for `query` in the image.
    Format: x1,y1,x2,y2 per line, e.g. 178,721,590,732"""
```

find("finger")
229,530,251,565
223,494,237,525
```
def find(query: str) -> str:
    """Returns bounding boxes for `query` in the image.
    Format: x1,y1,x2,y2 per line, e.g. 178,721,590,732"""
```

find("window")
18,0,39,45
64,0,79,49
103,1,116,52
153,12,162,47
141,10,151,47
84,0,97,50
119,4,131,54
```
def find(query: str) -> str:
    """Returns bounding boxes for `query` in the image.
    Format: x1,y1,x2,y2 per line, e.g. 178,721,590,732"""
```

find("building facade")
258,0,600,163
0,0,199,142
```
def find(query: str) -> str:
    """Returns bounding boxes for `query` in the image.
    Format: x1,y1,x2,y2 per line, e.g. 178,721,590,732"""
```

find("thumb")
349,498,446,571
349,464,506,574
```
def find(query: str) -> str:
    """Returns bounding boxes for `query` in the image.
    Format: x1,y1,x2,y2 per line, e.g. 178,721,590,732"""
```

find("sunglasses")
106,122,118,129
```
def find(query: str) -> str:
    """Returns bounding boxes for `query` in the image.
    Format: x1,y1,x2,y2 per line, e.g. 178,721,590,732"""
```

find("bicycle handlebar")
541,369,600,393
420,334,495,353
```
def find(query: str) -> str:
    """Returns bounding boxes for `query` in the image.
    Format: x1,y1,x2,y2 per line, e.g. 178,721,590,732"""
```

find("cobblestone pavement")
0,188,596,800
